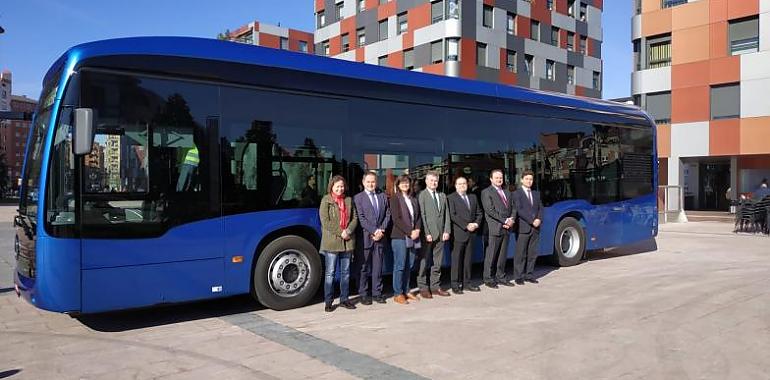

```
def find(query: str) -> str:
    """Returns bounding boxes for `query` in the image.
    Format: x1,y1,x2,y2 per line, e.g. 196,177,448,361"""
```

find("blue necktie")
369,192,379,215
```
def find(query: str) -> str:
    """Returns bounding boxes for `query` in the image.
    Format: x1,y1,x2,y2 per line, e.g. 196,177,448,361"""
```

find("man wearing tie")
417,171,452,298
481,169,516,288
354,172,391,305
447,176,483,294
513,170,543,285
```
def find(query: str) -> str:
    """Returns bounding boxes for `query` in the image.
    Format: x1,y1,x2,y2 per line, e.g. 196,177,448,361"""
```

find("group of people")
318,169,543,312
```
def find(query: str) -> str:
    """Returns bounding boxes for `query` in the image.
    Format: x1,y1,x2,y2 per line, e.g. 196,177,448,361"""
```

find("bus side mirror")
73,108,94,155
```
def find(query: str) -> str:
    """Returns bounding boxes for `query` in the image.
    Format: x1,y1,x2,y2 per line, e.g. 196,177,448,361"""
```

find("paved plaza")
1,205,769,379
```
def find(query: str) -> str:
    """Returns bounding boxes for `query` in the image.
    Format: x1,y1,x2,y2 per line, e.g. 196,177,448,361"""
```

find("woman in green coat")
319,175,359,312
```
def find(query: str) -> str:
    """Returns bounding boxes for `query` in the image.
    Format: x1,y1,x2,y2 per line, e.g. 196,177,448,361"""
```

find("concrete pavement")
1,204,769,379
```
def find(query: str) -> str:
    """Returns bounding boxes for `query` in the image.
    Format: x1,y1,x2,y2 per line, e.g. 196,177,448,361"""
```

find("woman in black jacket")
388,174,423,305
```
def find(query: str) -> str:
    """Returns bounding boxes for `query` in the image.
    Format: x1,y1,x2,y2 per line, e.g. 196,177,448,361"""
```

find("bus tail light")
232,256,244,264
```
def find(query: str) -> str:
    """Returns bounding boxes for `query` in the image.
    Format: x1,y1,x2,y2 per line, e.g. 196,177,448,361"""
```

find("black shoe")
340,301,357,310
324,303,334,312
452,287,464,295
374,296,387,304
485,282,499,289
466,285,481,292
498,280,515,287
360,297,373,306
514,279,525,285
525,278,539,284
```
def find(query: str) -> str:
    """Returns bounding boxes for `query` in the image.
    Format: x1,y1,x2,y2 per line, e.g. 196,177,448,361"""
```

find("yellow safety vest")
184,147,199,166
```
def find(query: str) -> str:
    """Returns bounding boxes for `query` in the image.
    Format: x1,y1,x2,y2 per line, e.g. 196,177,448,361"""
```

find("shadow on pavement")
0,369,22,379
587,238,658,261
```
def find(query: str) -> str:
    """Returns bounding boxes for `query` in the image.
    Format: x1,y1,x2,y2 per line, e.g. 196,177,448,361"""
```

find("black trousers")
514,229,540,280
484,233,509,282
451,237,474,288
358,241,385,297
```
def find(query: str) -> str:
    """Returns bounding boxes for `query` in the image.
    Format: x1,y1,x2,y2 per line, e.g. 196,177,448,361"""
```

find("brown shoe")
394,294,408,305
406,292,420,301
433,289,451,297
420,289,433,299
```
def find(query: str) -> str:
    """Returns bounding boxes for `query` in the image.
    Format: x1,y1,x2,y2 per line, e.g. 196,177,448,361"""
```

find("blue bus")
14,37,657,313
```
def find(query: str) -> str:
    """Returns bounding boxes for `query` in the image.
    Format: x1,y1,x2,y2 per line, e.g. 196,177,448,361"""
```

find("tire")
552,217,586,267
253,235,322,311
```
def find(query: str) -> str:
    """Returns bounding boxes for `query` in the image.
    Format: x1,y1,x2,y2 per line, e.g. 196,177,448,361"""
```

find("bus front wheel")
552,217,585,267
253,235,322,311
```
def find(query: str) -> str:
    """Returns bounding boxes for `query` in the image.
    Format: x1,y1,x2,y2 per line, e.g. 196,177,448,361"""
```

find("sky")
0,0,632,101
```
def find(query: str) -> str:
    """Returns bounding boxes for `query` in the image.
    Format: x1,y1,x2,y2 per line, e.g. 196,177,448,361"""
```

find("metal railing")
658,185,687,223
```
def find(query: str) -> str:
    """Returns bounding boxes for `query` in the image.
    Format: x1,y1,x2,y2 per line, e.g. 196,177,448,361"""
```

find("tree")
0,151,10,197
216,29,231,41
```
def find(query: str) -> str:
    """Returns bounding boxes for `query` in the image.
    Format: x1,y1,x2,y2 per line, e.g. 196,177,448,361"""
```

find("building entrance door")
699,161,730,211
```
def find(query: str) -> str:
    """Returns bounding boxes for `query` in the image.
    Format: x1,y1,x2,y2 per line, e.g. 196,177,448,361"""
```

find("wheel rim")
268,249,311,298
559,226,581,259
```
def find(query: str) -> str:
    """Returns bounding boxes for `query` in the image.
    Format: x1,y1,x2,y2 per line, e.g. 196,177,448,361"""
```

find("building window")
567,65,575,85
446,38,459,61
711,83,740,120
551,27,559,46
378,55,388,66
635,0,642,14
431,40,443,64
662,0,687,9
580,35,587,55
358,0,365,12
483,5,493,28
379,19,388,41
729,17,759,55
507,13,516,35
647,34,671,68
447,0,460,19
547,0,553,10
404,49,415,69
398,12,408,35
299,41,308,53
646,91,671,124
342,33,350,52
525,54,534,76
531,21,540,41
432,0,444,24
357,28,366,46
633,39,641,70
336,2,344,20
579,3,587,21
323,40,330,56
593,71,600,90
506,50,517,72
476,43,487,66
546,60,555,80
567,31,575,51
568,0,575,17
317,11,326,27
280,37,289,50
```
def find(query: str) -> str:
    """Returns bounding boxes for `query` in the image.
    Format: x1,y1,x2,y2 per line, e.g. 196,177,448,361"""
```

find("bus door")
78,72,224,312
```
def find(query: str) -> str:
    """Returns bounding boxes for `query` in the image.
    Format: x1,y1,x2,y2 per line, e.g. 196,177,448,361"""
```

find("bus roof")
49,36,650,124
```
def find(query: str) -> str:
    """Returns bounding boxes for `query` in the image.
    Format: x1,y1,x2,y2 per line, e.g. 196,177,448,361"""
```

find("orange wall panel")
740,117,770,155
727,0,759,21
709,56,740,85
530,0,552,24
259,33,280,49
709,21,728,58
329,35,342,56
671,86,709,123
483,0,495,6
409,3,431,31
340,17,357,40
739,155,770,169
387,50,404,69
709,119,741,156
594,0,603,11
560,29,568,49
365,0,378,11
422,63,445,75
672,25,710,64
642,8,672,37
460,38,477,79
672,0,709,31
555,0,568,15
642,0,661,13
672,61,710,89
378,1,397,19
315,0,324,12
356,47,365,62
403,31,414,49
657,123,671,158
517,16,531,39
709,0,728,23
499,48,517,86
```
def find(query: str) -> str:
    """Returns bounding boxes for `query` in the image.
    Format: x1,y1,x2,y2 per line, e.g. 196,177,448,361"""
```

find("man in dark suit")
417,170,452,298
354,171,391,305
480,169,516,288
448,176,483,294
513,170,543,285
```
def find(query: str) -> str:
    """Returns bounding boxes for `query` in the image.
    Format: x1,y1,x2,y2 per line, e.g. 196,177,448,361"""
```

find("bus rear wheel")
253,235,321,311
552,217,585,267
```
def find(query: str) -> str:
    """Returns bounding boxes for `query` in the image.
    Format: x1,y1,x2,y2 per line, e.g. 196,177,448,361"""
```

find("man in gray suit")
417,170,452,298
481,169,516,288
